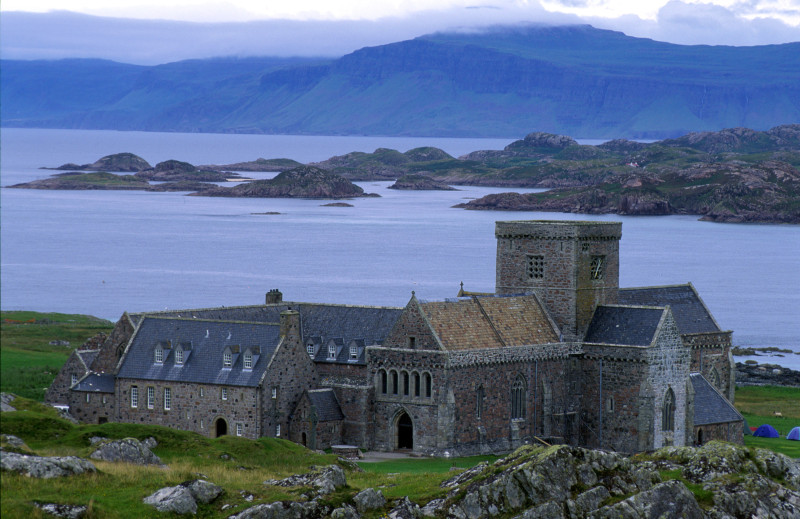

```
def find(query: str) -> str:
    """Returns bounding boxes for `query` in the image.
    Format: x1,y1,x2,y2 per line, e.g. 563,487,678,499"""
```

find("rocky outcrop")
143,479,223,515
195,166,378,199
388,174,456,190
47,153,151,172
0,450,97,478
7,172,152,190
34,503,88,519
136,160,239,182
736,362,800,387
89,437,163,466
203,158,304,172
263,464,347,496
352,488,386,513
1,393,17,412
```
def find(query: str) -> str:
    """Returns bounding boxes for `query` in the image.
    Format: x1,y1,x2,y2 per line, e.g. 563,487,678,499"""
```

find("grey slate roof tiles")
131,302,401,366
307,389,345,422
619,284,721,334
584,305,666,346
73,373,116,393
690,373,743,425
117,317,281,387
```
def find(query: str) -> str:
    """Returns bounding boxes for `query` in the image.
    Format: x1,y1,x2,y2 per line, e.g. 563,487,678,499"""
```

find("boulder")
228,500,326,519
387,496,420,519
330,504,360,519
353,488,386,513
182,479,223,504
143,485,197,515
263,464,347,496
1,434,26,448
34,503,88,518
1,392,16,412
1,450,96,478
89,437,163,465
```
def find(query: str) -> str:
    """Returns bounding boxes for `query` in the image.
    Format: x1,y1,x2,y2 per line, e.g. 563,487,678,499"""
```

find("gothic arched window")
511,375,526,420
662,388,675,431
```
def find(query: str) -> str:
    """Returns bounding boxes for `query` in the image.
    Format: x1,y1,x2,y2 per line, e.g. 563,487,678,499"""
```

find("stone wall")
495,221,621,340
288,394,343,450
685,331,734,401
69,390,115,424
45,350,94,405
91,313,136,373
695,421,744,445
115,379,261,438
383,297,442,350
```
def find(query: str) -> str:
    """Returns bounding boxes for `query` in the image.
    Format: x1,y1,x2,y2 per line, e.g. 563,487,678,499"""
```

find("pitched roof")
690,373,743,425
72,373,115,393
419,294,559,351
117,317,281,387
584,305,665,346
77,350,100,370
130,302,401,365
618,284,721,334
307,389,344,422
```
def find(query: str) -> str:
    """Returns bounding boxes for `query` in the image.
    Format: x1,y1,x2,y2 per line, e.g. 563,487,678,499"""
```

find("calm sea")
2,128,798,369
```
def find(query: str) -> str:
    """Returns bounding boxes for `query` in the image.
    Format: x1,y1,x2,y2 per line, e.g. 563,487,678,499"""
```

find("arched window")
391,370,399,395
413,372,420,397
511,375,526,420
710,368,721,389
424,373,432,398
402,371,410,396
662,388,675,431
380,369,388,394
476,385,485,420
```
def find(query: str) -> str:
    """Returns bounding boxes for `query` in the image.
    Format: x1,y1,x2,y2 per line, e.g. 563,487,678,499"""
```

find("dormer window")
328,344,336,359
223,349,232,368
243,350,253,369
175,347,184,365
307,343,315,357
154,345,164,363
349,345,358,360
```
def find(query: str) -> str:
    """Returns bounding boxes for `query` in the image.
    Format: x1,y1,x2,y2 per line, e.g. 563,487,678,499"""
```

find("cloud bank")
1,1,798,65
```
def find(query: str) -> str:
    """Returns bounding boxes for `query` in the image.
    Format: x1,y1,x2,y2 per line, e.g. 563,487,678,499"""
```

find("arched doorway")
301,432,307,447
214,418,228,438
697,429,703,445
397,412,413,450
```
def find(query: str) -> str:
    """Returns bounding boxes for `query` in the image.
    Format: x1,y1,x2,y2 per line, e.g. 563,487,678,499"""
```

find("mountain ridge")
2,24,798,138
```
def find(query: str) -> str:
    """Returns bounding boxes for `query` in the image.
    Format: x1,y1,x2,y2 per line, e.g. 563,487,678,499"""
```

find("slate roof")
690,373,743,425
117,317,281,387
419,294,559,351
132,302,402,366
72,373,115,393
584,305,666,346
307,389,344,422
618,284,721,334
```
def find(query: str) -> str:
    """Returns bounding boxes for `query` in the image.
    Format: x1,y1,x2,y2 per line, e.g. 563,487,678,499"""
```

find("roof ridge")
139,316,281,326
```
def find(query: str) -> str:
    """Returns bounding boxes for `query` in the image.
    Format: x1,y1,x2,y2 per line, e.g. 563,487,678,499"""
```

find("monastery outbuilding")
50,220,743,455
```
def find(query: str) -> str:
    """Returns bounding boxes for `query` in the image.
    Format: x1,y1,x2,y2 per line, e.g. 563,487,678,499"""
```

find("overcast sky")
2,0,799,64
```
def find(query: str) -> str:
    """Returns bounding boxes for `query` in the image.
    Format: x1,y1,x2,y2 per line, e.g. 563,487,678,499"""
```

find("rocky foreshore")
736,362,800,387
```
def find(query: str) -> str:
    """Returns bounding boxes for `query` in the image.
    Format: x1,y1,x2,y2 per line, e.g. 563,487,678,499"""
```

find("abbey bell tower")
495,220,622,341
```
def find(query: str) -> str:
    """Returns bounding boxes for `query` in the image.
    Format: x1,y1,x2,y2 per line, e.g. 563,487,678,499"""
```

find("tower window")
590,256,605,280
527,255,545,279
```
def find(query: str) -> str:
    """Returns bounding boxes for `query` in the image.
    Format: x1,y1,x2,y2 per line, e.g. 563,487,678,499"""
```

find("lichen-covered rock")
89,437,163,466
588,480,703,519
182,479,223,504
704,473,800,519
34,502,88,518
387,496,420,519
353,488,386,513
330,504,360,519
1,434,26,448
512,501,564,519
420,498,446,517
1,393,17,412
228,500,326,519
263,464,347,496
1,450,96,478
143,485,197,515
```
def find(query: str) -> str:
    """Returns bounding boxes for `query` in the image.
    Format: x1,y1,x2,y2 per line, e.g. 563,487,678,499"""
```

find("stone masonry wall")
288,395,343,450
45,350,93,405
647,312,691,450
686,331,734,402
116,379,261,438
69,390,115,424
383,297,441,350
91,314,136,373
495,221,621,340
695,421,744,445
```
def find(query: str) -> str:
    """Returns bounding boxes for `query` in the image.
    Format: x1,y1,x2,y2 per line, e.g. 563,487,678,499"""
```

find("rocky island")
193,166,379,199
44,152,152,172
388,174,456,190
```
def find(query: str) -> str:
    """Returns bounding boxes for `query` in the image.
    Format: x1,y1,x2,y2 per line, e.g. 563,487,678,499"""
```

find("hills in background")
2,25,799,139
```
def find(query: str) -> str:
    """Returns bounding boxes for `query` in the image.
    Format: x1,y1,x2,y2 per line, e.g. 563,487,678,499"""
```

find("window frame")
164,387,171,410
130,386,139,408
147,386,155,409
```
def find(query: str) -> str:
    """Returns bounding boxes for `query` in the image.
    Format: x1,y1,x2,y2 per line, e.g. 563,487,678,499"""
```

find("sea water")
1,128,798,369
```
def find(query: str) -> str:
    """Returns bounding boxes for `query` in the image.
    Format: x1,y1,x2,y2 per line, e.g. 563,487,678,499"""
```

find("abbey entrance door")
397,412,413,449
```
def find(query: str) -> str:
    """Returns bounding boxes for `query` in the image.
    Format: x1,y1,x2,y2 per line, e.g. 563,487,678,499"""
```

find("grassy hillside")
0,312,113,401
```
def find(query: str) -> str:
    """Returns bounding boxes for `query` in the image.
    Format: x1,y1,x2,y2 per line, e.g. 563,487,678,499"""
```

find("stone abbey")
48,220,743,455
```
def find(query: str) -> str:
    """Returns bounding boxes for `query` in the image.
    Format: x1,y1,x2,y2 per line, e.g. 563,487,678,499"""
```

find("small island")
388,174,456,190
192,166,379,199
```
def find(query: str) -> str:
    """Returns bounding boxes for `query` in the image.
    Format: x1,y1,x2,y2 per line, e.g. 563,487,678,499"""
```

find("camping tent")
753,424,780,438
788,426,800,441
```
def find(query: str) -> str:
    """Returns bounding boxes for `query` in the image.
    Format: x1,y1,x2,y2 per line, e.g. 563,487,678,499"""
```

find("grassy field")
0,312,113,401
735,385,800,458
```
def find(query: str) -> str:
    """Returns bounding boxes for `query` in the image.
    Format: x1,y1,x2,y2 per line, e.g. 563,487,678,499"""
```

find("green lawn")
736,385,800,457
